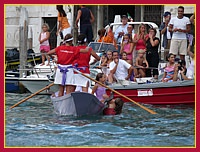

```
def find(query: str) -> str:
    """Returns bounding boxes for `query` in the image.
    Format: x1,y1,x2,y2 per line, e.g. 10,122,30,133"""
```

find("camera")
178,66,183,71
178,59,185,71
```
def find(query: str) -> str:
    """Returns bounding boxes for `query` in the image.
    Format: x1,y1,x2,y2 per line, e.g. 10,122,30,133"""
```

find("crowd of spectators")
96,6,195,82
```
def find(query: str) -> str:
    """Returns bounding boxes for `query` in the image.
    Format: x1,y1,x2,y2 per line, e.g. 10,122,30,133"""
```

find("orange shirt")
98,31,118,49
58,13,70,30
98,31,114,43
98,28,118,49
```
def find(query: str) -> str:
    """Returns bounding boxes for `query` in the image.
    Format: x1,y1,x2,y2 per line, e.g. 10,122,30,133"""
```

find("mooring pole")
19,7,28,77
28,26,33,50
73,5,78,45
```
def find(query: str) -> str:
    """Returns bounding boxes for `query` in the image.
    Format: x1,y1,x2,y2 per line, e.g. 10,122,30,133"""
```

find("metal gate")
143,5,162,26
107,5,135,23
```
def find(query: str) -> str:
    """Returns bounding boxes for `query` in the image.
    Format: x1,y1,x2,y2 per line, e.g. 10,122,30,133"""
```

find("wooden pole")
97,6,103,33
91,6,97,41
73,5,78,45
19,7,28,77
28,26,33,49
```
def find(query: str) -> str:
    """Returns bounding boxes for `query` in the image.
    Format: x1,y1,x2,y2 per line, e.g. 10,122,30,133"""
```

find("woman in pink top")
133,23,149,65
120,34,134,65
38,23,50,66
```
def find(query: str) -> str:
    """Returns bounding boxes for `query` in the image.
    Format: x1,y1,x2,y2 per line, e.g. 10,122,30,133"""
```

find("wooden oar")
74,69,157,114
10,83,54,109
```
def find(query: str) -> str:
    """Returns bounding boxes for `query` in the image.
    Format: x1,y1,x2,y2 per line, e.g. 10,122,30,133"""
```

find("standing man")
168,6,191,61
114,15,129,44
75,5,95,44
159,11,173,60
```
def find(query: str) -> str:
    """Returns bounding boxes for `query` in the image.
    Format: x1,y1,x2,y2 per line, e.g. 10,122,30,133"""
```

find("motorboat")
87,42,195,105
106,79,195,105
5,71,21,93
19,60,58,94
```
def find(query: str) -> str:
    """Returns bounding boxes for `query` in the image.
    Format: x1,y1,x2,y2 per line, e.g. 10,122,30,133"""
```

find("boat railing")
18,68,40,78
28,52,46,66
29,52,55,72
18,66,55,78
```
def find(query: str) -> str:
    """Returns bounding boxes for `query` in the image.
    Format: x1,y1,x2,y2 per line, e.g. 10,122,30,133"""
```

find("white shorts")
74,73,90,87
62,27,72,38
186,69,194,79
54,64,74,85
169,39,187,55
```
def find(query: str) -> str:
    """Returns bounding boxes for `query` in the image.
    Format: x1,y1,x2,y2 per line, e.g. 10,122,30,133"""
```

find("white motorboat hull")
19,77,58,94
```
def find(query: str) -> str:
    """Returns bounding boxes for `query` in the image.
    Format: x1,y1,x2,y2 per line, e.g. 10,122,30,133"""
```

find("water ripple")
5,93,195,147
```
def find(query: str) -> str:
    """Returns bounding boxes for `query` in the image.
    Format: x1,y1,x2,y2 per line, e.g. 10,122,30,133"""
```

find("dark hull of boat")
5,71,26,93
51,92,105,116
5,78,20,93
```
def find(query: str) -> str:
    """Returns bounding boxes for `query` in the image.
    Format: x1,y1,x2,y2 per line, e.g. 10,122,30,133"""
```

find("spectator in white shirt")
108,51,133,83
173,45,195,81
168,6,191,61
114,15,129,44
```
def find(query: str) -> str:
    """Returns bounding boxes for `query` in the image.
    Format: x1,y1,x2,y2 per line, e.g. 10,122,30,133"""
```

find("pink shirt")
123,43,133,60
40,32,49,46
164,64,175,78
134,34,149,50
